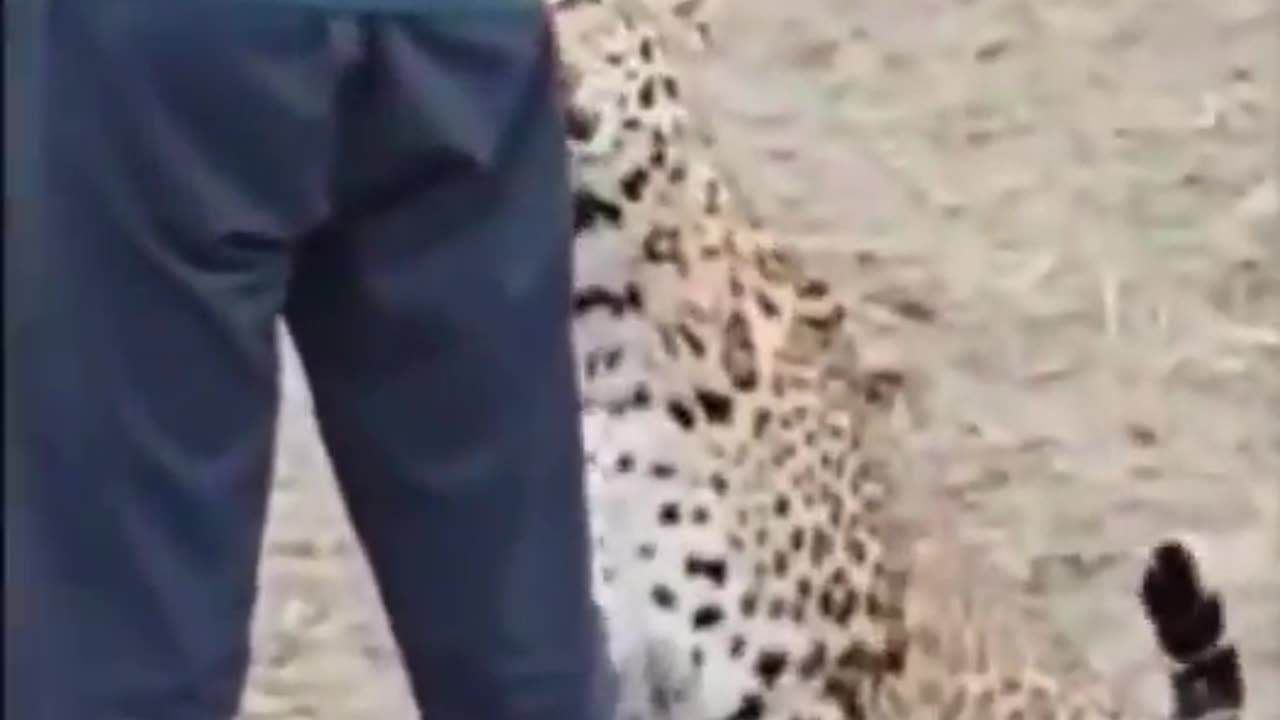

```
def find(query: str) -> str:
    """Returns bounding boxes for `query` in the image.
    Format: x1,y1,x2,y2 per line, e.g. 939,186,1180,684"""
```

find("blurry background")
243,0,1278,717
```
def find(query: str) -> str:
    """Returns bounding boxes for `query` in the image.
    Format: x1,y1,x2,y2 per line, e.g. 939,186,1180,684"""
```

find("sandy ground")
243,0,1279,718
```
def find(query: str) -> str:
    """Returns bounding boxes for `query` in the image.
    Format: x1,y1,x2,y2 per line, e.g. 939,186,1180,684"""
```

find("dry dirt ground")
242,0,1279,718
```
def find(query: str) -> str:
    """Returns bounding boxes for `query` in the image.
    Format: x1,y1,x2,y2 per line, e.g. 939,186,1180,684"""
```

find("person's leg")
5,2,348,717
284,11,612,720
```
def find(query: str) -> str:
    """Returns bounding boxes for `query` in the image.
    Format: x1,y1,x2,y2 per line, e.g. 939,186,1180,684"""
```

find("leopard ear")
622,0,722,53
665,0,719,51
1139,539,1245,720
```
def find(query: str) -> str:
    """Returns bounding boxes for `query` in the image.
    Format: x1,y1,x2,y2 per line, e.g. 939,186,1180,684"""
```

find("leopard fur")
546,1,1248,718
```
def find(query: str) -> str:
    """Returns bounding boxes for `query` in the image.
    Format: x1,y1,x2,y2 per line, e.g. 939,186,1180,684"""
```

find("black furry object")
1139,540,1245,719
1141,541,1222,662
1170,646,1244,720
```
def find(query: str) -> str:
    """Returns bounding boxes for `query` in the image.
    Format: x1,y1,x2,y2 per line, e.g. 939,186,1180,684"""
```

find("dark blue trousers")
5,2,611,719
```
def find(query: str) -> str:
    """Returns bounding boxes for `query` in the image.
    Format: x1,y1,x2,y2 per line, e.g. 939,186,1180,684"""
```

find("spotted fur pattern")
547,1,1247,718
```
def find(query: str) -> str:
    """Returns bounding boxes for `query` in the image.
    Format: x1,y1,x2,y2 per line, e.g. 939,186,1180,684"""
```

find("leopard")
545,0,1250,718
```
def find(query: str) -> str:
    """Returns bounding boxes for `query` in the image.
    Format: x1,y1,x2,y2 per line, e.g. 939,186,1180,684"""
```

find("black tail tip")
1139,539,1245,719
1141,540,1219,660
